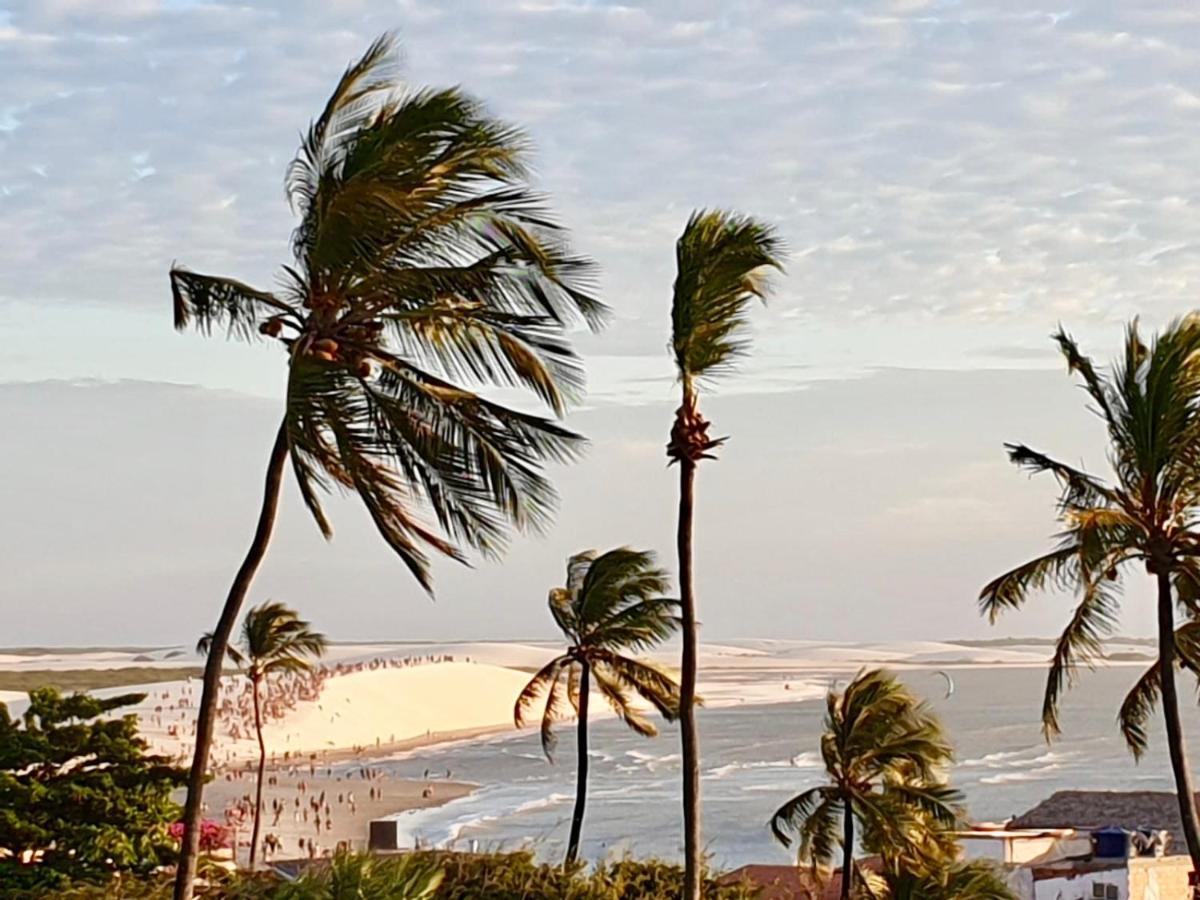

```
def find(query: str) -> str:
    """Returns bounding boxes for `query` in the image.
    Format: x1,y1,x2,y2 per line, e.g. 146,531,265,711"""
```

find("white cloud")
2,0,1200,401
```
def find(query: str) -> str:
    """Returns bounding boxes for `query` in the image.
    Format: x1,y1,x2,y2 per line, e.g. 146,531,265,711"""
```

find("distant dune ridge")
0,638,1156,768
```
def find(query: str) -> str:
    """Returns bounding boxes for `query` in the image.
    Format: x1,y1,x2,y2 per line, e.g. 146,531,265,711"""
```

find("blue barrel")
1093,827,1130,858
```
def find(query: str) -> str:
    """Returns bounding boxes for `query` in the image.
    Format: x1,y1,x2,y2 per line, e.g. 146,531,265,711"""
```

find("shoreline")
211,721,522,773
199,764,480,864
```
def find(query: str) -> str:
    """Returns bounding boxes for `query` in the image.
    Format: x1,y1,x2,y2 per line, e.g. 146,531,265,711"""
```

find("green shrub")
425,850,758,899
273,850,443,900
8,850,761,899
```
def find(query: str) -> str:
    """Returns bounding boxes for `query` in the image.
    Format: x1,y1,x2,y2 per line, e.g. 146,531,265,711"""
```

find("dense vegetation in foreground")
11,851,760,900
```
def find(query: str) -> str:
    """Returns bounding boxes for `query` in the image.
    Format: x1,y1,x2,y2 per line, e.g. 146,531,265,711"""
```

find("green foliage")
170,32,605,592
18,852,759,899
272,849,443,900
198,602,328,680
427,851,758,899
865,859,1017,900
977,317,1200,744
771,669,961,878
0,689,188,890
514,548,681,759
670,209,784,387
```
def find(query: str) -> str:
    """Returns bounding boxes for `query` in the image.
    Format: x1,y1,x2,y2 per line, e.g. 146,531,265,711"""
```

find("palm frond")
513,656,569,761
196,631,246,668
978,544,1079,623
589,650,680,721
1118,621,1200,757
1053,325,1117,430
670,209,784,384
590,666,656,737
286,32,399,220
1004,444,1120,511
770,785,835,851
576,547,671,630
1118,661,1160,760
1042,575,1120,738
170,268,296,340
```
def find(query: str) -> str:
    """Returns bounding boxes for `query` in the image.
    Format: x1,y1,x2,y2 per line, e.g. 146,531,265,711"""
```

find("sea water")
367,665,1192,868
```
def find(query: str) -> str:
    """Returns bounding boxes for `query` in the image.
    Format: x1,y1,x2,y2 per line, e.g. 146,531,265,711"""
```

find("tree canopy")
0,689,188,890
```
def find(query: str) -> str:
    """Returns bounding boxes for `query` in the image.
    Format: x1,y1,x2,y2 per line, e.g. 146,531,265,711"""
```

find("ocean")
364,664,1195,868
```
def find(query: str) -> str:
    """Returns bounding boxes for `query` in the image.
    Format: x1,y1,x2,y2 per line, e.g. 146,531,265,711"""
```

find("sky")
2,0,1198,644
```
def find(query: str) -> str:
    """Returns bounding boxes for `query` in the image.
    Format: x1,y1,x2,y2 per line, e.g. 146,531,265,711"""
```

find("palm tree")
770,669,961,900
197,601,327,868
169,34,604,899
979,318,1200,892
514,548,682,867
666,209,784,899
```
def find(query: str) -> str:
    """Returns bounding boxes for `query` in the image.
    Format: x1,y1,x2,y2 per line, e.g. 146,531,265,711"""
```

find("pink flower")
169,820,231,851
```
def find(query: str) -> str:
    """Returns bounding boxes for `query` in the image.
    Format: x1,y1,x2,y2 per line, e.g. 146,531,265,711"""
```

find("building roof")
1009,790,1192,851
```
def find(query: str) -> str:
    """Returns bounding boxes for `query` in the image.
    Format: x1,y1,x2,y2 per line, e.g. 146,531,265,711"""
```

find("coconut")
312,338,339,354
312,350,336,363
259,319,283,337
355,360,373,378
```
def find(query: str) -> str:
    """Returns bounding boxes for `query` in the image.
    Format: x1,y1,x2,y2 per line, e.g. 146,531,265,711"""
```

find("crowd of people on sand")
152,653,470,861
207,759,406,860
149,653,465,765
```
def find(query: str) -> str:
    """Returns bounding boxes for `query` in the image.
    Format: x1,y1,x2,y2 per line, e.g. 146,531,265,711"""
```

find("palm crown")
198,601,327,681
171,33,605,589
667,210,783,463
514,548,682,759
670,210,785,387
979,318,1200,743
771,670,960,881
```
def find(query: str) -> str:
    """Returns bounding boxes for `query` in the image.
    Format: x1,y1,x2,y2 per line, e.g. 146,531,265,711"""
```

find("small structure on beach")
959,791,1198,899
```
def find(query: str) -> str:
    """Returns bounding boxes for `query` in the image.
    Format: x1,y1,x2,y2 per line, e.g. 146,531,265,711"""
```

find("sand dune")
136,661,535,765
2,637,1140,768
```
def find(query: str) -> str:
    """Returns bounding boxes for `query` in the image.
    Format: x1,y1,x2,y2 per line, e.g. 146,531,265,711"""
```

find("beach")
0,638,1162,864
201,765,475,864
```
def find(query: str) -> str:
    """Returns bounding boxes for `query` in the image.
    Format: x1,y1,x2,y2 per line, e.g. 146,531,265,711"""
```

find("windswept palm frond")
1042,576,1121,738
979,544,1079,623
590,666,656,737
1118,622,1200,757
170,269,296,340
204,602,327,682
196,632,247,669
770,785,837,852
239,602,328,678
670,210,784,385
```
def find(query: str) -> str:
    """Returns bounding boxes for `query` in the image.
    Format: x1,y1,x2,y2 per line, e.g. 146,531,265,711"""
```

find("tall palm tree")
667,209,784,899
979,318,1200,893
514,548,681,867
770,669,961,900
197,601,327,868
169,34,604,899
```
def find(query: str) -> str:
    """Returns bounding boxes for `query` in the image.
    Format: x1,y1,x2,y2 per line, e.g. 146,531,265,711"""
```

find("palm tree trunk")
565,661,591,867
250,673,266,869
841,803,854,900
1157,571,1200,896
678,454,702,900
173,422,289,900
